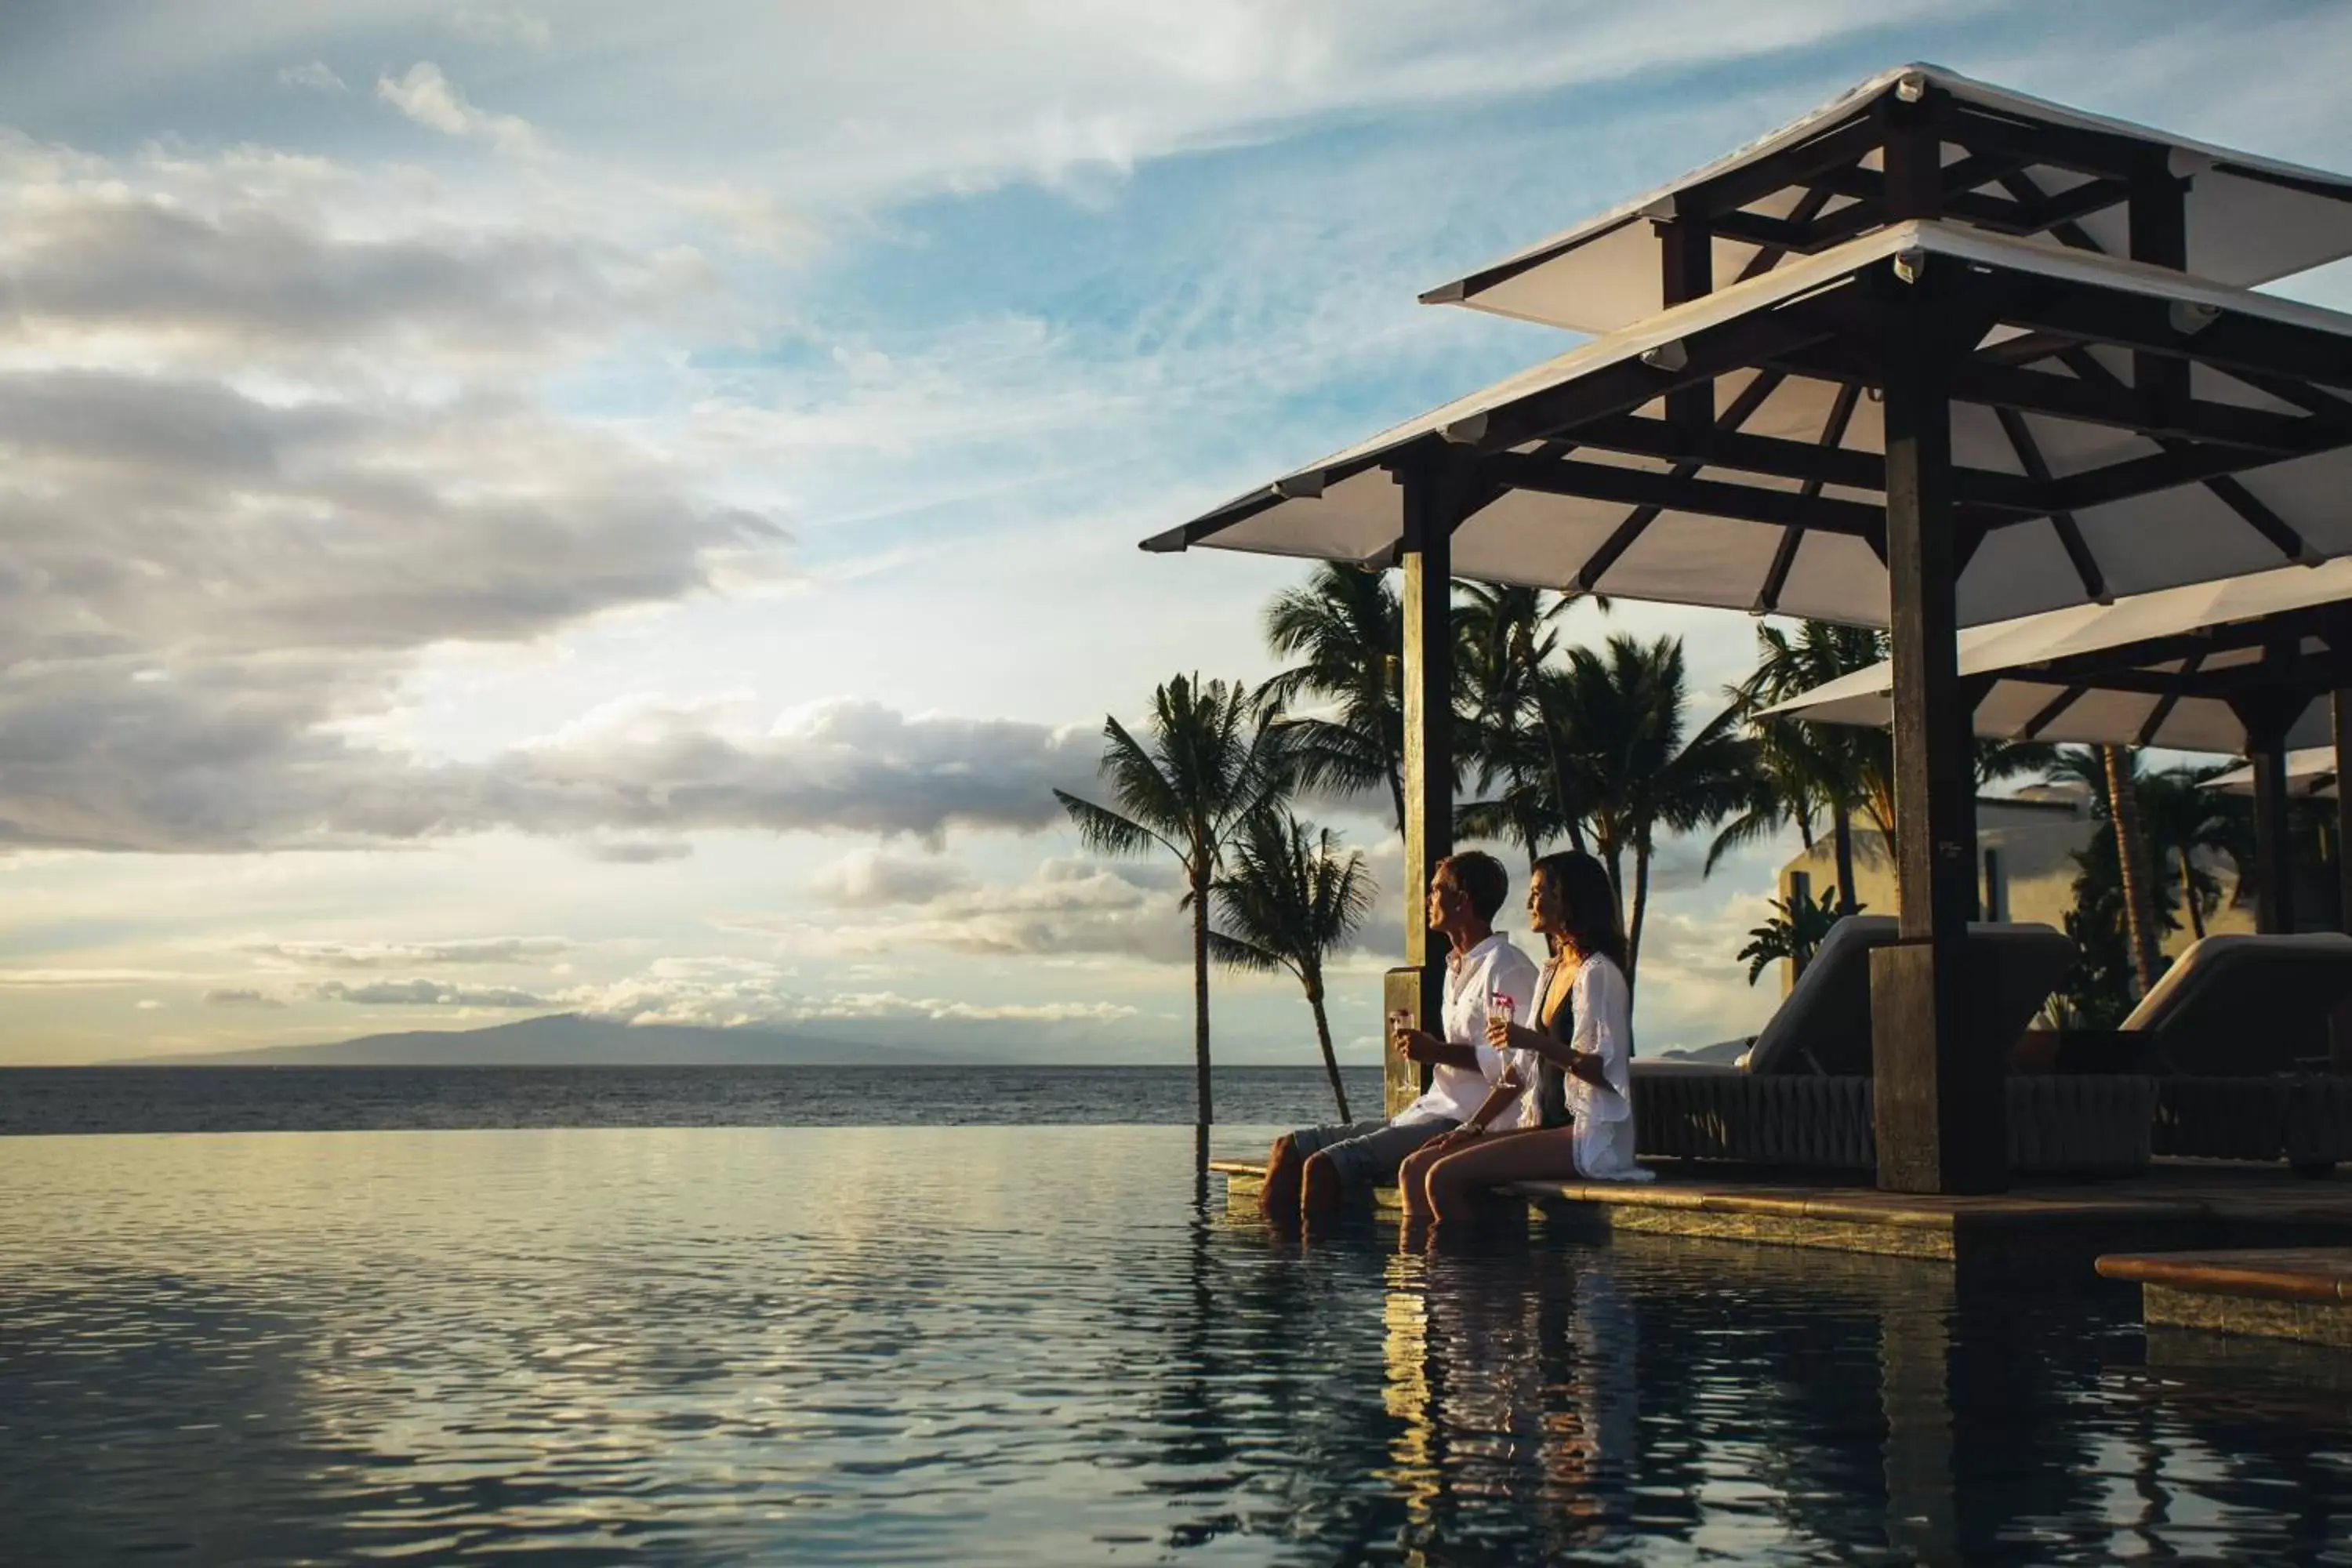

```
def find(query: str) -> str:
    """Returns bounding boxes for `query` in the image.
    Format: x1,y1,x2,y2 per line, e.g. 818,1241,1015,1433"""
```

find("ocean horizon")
0,1063,1388,1138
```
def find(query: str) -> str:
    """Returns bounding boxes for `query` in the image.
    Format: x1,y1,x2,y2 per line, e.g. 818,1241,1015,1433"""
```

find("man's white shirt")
1393,931,1541,1126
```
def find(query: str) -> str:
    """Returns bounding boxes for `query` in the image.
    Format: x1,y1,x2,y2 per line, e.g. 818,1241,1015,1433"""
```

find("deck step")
2097,1248,2352,1345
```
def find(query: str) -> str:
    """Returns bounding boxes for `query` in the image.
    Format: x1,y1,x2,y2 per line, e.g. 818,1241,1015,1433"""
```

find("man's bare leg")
1259,1134,1305,1221
1300,1150,1347,1217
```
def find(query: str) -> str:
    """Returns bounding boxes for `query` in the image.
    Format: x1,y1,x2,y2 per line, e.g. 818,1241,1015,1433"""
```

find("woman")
1399,848,1651,1230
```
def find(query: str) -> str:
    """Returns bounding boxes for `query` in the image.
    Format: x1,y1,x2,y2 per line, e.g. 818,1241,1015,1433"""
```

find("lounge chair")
1635,917,2153,1176
2111,934,2352,1172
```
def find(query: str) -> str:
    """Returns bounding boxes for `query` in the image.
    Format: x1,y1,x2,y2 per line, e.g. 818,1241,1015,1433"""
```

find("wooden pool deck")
1213,1159,2352,1280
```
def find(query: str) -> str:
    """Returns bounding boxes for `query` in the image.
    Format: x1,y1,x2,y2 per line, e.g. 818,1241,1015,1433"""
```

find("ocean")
0,1064,1386,1137
8,1123,2352,1563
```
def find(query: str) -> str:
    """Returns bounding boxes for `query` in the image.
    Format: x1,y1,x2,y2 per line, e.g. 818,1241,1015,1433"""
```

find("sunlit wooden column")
1396,449,1463,1045
1871,252,2005,1196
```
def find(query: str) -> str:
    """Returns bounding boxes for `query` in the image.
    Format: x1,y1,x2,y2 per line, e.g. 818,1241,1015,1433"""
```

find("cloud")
0,967,183,988
578,837,695,864
277,61,347,93
558,956,1135,1028
244,936,575,969
746,855,1193,964
0,140,705,372
376,63,543,156
448,8,554,49
312,978,548,1007
202,987,288,1008
811,847,977,906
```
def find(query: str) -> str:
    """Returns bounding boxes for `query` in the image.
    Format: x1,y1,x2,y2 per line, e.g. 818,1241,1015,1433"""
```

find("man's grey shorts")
1286,1116,1460,1193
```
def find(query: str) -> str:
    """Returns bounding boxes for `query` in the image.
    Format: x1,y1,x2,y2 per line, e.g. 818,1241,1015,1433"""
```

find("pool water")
5,1125,2350,1564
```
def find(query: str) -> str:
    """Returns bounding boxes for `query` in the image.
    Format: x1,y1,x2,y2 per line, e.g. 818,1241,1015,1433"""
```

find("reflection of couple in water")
1260,847,1650,1230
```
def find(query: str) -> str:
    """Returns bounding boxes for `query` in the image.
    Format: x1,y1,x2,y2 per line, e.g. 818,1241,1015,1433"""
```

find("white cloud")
559,955,1136,1028
202,987,288,1008
448,8,554,49
811,847,977,906
244,936,575,969
376,62,543,157
277,61,347,93
312,978,548,1007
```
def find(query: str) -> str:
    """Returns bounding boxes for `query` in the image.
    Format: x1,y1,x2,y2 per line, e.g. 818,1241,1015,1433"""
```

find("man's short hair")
1445,851,1509,923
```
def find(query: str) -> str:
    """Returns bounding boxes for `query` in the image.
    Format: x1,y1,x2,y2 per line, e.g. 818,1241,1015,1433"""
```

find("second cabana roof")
1145,220,2352,629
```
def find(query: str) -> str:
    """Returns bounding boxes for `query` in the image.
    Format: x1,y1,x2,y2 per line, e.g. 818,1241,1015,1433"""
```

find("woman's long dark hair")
1530,849,1629,973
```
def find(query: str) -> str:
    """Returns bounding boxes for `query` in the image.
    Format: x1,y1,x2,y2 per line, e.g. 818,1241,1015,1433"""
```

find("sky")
4,0,2351,1066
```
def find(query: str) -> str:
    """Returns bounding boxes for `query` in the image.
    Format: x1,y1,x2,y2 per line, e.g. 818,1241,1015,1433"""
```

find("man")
1259,849,1540,1221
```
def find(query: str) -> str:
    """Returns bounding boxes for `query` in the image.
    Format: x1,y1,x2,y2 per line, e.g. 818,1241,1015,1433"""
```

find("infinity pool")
5,1126,2349,1563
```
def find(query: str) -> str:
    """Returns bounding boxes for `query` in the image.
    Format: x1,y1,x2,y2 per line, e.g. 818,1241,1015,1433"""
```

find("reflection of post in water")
1879,1295,1958,1567
1381,1252,1443,1541
1192,1120,1208,1210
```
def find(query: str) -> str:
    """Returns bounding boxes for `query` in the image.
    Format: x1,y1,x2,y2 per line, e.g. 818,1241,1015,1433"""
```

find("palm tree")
1209,812,1374,1121
1737,886,1861,985
1055,675,1291,1126
1261,564,1406,831
2137,763,2244,941
1537,634,1766,983
1725,621,1886,913
1457,583,1572,866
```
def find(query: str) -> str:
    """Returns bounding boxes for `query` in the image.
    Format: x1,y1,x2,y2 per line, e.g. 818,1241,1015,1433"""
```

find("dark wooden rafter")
1991,405,2106,599
1450,299,1838,452
1755,382,1862,614
2030,650,2352,701
2020,683,2092,739
2057,347,2316,564
1564,412,2043,512
1770,337,2334,452
2132,651,2202,746
1559,369,1787,593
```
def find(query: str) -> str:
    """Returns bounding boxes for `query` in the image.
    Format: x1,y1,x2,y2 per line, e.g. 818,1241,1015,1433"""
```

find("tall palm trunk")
1190,869,1213,1125
1831,804,1858,916
2180,850,2208,940
2102,744,2161,996
1304,974,1350,1122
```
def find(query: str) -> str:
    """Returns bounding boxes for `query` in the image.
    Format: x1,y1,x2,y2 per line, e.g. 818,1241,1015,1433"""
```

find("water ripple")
3,1127,2350,1564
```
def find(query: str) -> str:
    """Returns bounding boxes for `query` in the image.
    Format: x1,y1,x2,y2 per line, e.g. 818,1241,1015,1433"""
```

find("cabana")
1762,566,2352,1164
1146,69,2352,1194
1761,559,2352,935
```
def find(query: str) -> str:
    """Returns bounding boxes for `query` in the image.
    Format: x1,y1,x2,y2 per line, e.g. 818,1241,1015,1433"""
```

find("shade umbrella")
2209,751,2335,797
1146,70,2352,1193
1756,560,2352,934
1422,63,2352,336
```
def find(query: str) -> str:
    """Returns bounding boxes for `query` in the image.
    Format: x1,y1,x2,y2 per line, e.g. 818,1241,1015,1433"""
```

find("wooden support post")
2249,720,2296,935
2129,158,2191,419
1872,260,2005,1196
2236,663,2301,937
1657,212,1714,439
1397,453,1460,1044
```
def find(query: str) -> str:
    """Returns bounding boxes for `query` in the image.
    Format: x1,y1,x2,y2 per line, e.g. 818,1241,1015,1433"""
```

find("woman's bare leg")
1425,1129,1579,1228
1396,1142,1446,1224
